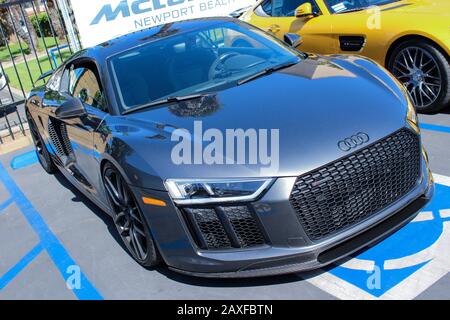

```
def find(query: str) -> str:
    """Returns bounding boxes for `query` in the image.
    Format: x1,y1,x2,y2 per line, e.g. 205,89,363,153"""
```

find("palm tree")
0,8,13,47
46,0,65,39
4,0,40,50
34,1,42,13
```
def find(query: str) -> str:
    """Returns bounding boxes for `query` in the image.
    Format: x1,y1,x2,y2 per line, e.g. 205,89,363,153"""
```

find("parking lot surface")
0,112,450,300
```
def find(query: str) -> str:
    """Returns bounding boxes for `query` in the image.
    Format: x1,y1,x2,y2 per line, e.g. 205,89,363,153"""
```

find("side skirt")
52,158,113,217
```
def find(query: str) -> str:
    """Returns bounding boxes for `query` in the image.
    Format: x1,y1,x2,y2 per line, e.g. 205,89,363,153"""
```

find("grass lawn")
0,37,66,61
4,50,72,92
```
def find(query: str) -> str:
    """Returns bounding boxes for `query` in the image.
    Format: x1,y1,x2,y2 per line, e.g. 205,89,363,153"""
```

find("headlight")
389,72,418,126
165,178,274,205
406,95,419,126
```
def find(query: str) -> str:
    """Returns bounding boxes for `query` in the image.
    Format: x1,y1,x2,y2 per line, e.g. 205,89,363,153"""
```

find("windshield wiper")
123,94,206,115
237,60,299,86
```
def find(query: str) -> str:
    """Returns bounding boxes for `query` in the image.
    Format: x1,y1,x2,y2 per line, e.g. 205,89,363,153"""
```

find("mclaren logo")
90,0,194,25
338,133,370,152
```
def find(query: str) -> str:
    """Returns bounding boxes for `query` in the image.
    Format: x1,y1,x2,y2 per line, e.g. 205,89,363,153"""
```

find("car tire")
27,112,56,174
388,39,450,114
102,162,161,268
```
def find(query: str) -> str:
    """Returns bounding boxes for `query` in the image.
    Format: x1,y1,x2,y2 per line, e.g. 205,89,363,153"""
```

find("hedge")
31,13,52,38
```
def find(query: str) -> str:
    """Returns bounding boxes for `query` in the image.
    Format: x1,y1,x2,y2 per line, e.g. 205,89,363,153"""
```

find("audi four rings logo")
338,133,370,152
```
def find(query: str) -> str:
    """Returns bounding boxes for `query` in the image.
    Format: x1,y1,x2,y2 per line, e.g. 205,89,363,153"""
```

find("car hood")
110,55,411,189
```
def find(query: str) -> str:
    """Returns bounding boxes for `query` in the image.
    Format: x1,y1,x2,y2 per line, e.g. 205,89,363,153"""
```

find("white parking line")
433,173,450,186
440,209,450,219
412,211,434,222
307,272,377,300
339,258,375,272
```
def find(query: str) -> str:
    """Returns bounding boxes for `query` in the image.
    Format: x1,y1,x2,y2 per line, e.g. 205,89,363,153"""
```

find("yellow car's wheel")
388,39,450,114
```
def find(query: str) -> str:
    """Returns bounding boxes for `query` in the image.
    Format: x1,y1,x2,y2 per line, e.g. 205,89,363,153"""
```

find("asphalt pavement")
0,111,449,300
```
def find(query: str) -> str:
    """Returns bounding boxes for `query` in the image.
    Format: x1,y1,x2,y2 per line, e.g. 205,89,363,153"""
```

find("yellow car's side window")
257,0,321,17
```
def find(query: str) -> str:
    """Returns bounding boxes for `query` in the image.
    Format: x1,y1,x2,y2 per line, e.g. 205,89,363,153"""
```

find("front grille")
184,206,266,250
289,129,421,241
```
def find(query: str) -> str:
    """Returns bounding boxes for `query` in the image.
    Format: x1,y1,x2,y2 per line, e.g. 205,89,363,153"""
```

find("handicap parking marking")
0,162,103,300
307,173,450,300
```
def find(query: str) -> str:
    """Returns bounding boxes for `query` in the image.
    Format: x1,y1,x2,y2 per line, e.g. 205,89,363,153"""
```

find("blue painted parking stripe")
0,162,103,300
420,123,450,134
0,243,43,290
10,151,38,170
0,198,13,212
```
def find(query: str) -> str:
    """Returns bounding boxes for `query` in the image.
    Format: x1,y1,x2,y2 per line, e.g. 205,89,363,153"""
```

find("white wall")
70,0,257,47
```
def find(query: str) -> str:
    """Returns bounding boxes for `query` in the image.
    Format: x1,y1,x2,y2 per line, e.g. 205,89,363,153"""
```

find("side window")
255,0,273,16
261,0,273,15
69,66,106,112
201,28,258,49
46,67,64,91
200,28,226,47
258,0,320,17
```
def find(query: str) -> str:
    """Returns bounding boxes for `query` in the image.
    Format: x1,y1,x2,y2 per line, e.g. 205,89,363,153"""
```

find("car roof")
83,17,238,62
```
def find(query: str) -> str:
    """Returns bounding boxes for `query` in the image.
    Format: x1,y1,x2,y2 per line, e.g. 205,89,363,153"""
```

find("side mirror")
229,6,251,19
55,97,87,120
0,71,9,91
284,33,303,48
295,3,314,18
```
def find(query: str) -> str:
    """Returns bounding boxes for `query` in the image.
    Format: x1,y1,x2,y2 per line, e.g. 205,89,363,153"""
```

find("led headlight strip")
165,178,274,205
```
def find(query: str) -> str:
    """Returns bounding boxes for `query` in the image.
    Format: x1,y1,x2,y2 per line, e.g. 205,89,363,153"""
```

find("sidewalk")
1,51,50,69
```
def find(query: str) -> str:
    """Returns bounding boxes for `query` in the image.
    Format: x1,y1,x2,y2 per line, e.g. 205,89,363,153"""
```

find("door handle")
267,24,281,33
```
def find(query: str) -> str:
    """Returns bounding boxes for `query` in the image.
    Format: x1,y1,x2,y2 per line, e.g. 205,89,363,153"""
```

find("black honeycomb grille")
222,206,266,248
289,129,421,241
186,208,231,249
184,206,266,250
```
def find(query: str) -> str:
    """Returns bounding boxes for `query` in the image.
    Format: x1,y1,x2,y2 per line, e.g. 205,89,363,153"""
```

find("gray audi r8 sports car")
26,17,434,278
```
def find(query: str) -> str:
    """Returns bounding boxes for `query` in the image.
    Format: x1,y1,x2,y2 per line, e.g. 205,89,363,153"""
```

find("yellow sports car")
241,0,450,113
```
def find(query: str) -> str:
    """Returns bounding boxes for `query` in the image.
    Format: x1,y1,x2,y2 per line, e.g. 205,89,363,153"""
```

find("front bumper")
132,151,434,278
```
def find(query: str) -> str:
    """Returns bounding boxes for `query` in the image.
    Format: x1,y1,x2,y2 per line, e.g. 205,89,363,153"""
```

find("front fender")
101,136,166,192
325,54,409,109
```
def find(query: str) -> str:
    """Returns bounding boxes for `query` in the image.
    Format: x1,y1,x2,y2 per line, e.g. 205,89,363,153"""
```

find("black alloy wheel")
102,163,160,267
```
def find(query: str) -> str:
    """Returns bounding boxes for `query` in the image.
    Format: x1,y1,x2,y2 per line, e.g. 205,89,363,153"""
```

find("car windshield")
109,22,302,112
324,0,400,13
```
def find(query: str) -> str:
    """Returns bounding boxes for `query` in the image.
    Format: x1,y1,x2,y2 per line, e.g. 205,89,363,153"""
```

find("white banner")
69,0,257,48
